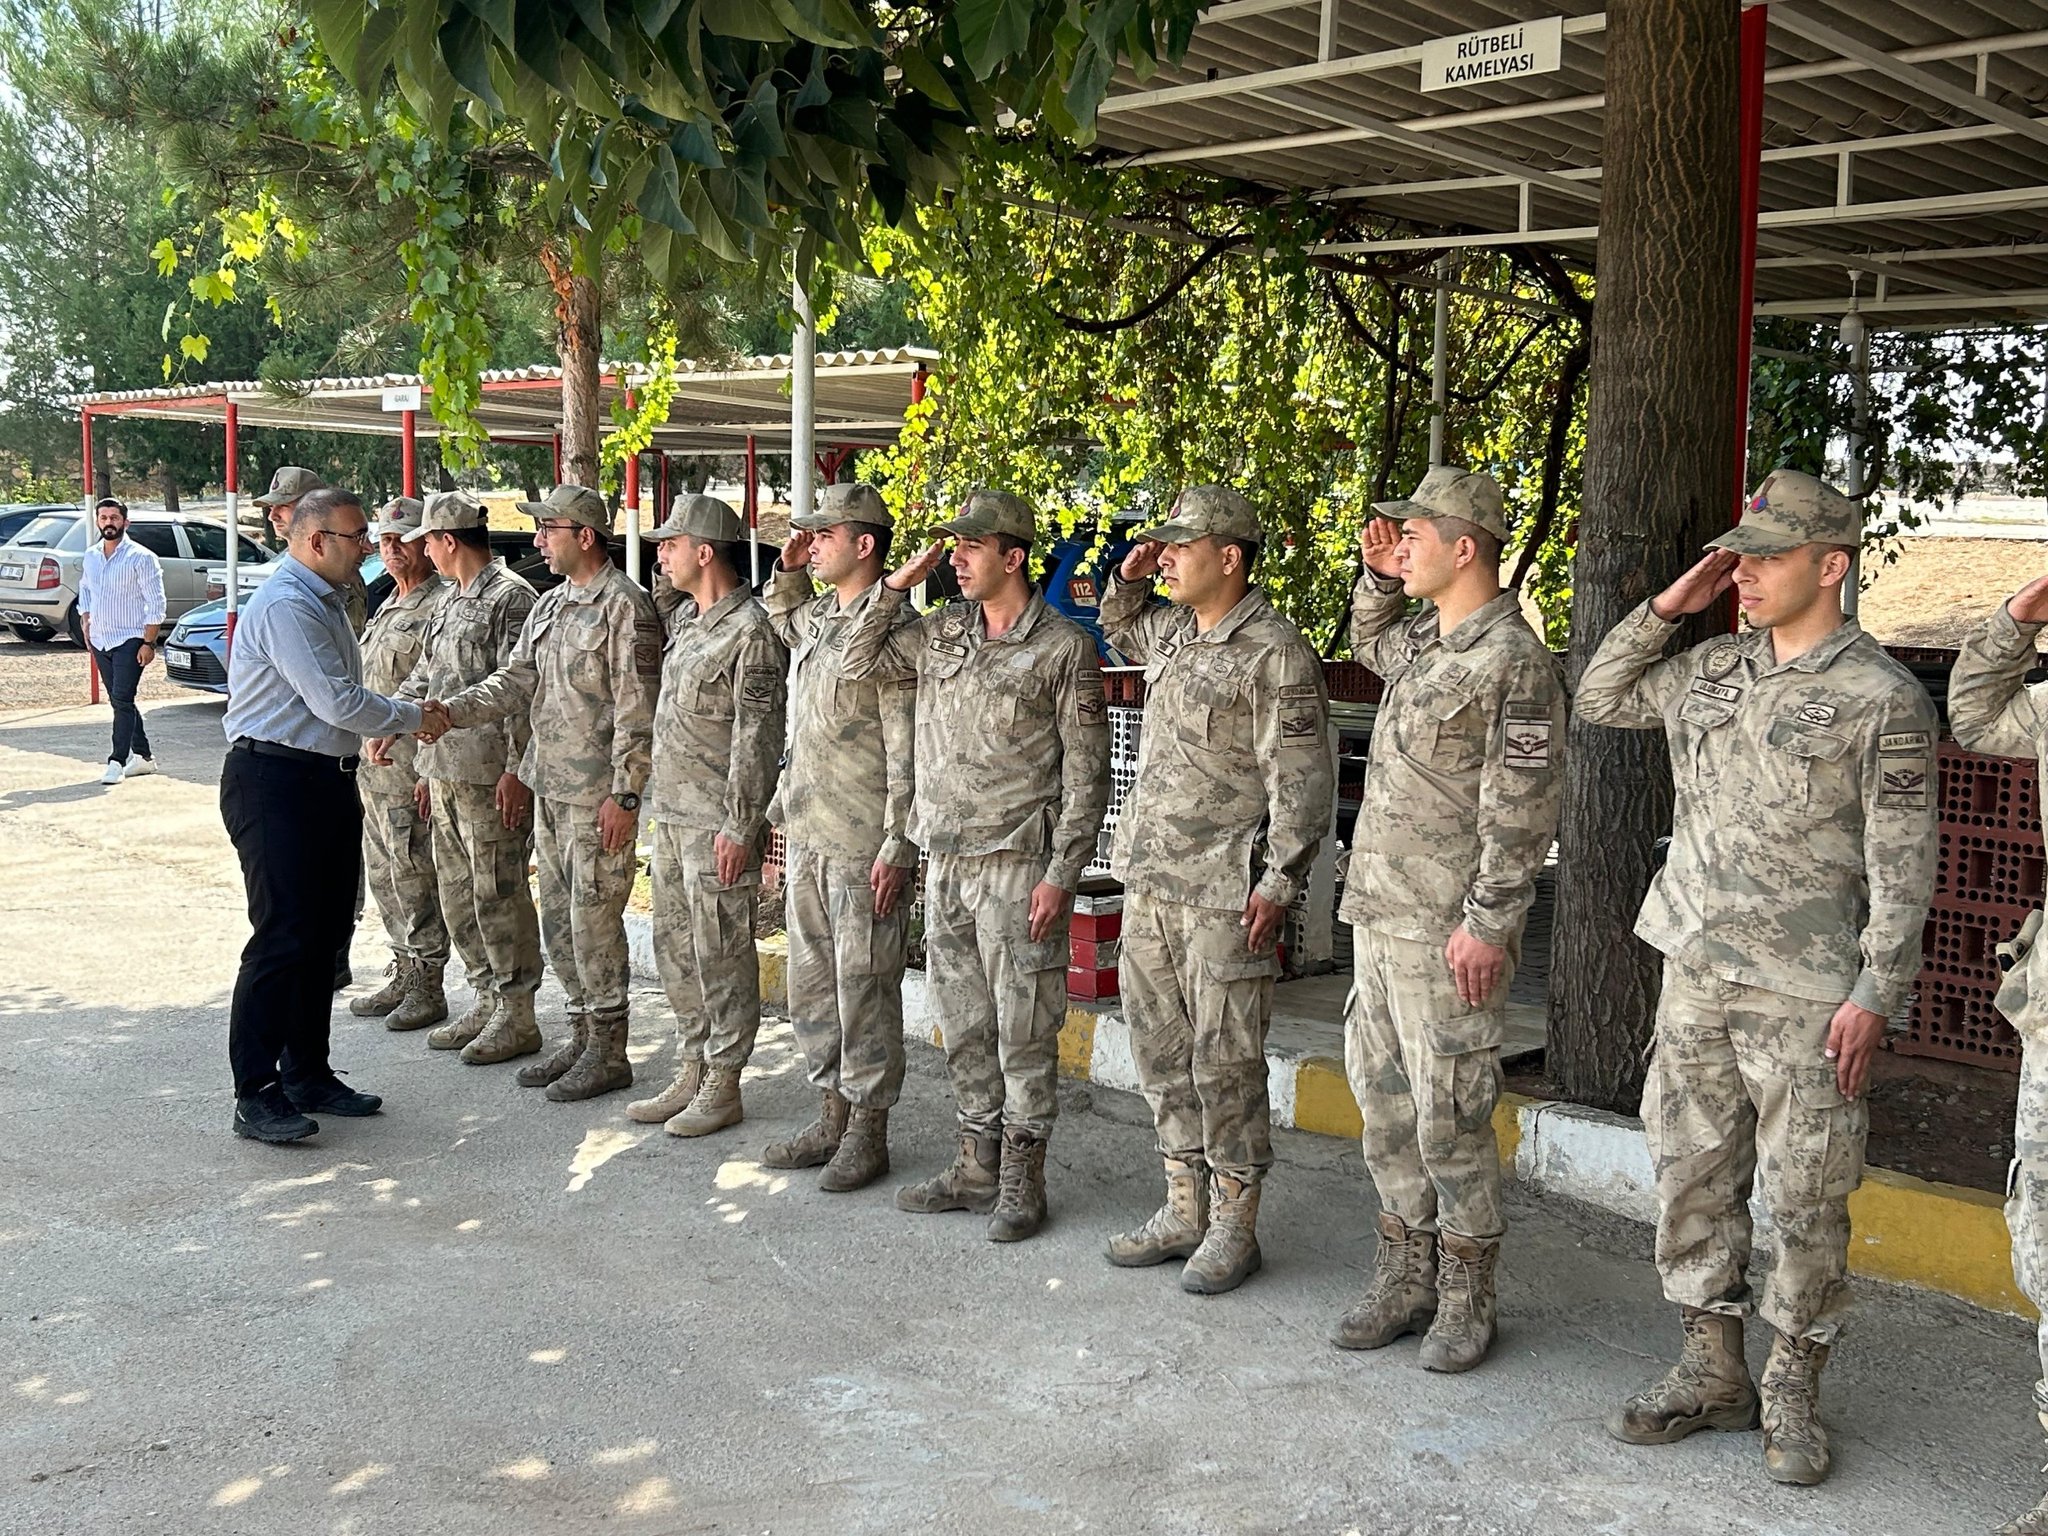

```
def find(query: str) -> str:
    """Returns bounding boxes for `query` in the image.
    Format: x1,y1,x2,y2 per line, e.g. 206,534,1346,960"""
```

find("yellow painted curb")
757,933,788,1009
1849,1165,2031,1317
1057,1007,1100,1080
1293,1056,1362,1141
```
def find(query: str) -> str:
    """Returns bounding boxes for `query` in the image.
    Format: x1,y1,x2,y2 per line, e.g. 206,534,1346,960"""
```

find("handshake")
365,700,453,769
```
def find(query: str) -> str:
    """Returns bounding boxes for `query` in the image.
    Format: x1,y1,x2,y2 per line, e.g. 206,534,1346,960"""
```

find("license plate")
0,564,20,582
166,646,197,667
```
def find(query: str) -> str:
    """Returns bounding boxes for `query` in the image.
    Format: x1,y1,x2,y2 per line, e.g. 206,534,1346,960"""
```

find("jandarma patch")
1503,717,1553,770
1279,683,1319,703
1881,731,1932,754
1690,678,1742,704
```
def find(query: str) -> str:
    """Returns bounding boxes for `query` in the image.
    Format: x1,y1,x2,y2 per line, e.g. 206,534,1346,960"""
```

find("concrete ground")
3,694,2043,1536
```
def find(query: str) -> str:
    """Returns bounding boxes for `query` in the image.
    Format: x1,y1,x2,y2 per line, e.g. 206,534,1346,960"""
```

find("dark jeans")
221,747,363,1098
93,638,151,764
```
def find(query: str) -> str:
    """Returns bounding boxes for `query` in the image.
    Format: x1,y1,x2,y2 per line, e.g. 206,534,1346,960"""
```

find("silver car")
0,509,272,644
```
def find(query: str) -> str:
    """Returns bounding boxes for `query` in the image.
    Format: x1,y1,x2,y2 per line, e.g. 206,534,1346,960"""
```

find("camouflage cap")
403,489,488,541
793,481,889,532
1372,465,1509,542
515,482,611,534
253,465,327,507
372,495,425,539
1709,469,1861,555
646,492,744,543
935,488,1034,542
1135,484,1262,545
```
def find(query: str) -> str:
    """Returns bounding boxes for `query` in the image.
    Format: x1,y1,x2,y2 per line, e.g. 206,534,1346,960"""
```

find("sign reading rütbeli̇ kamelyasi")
1420,16,1564,92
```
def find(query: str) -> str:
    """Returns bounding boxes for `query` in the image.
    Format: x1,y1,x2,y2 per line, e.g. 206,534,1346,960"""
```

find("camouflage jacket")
650,585,786,844
399,561,538,787
1342,578,1566,949
1578,601,1937,1015
763,566,919,867
840,586,1109,891
356,574,449,794
440,561,660,809
1099,577,1334,913
1947,603,2048,1037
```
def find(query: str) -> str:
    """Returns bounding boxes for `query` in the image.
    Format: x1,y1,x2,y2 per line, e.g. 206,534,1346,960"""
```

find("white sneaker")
123,754,157,778
99,760,123,786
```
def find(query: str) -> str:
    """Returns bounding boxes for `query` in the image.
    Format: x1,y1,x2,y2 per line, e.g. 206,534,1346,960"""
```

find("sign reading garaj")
1420,16,1564,93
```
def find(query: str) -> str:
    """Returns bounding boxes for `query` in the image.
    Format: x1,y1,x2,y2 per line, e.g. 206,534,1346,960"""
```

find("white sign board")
1420,16,1563,93
380,385,422,412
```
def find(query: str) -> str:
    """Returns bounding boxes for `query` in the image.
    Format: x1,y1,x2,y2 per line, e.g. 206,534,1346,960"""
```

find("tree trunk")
542,234,603,489
1549,0,1743,1112
157,462,180,512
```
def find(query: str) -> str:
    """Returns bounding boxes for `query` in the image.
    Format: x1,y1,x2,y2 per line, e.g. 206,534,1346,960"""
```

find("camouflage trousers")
649,822,762,1069
428,778,541,1000
784,842,910,1109
533,794,636,1018
1643,956,1868,1344
1122,889,1278,1181
925,849,1068,1137
2007,1032,2048,1413
1344,925,1508,1240
361,783,448,966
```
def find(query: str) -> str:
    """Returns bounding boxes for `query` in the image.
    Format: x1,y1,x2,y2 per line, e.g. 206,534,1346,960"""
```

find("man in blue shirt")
220,487,445,1144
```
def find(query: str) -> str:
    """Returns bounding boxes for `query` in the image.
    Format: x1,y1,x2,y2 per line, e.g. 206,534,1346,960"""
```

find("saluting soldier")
431,484,661,1102
1578,469,1937,1488
1097,485,1335,1296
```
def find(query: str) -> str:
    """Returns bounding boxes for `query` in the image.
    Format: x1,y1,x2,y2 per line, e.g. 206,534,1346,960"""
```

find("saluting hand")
1119,539,1164,582
1649,549,1739,621
883,540,947,593
1359,516,1404,579
2008,572,2048,625
780,529,813,571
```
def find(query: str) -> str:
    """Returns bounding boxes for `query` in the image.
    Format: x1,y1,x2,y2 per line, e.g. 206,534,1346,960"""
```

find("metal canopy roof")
68,347,937,452
1095,1,2048,329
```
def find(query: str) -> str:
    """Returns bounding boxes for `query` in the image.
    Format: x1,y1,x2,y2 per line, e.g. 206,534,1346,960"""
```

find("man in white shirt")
77,497,166,785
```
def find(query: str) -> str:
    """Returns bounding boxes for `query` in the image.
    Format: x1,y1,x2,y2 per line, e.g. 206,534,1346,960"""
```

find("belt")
232,737,359,773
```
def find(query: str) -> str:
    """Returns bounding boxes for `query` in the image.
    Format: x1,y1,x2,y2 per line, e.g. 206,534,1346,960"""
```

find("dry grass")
1859,537,2047,649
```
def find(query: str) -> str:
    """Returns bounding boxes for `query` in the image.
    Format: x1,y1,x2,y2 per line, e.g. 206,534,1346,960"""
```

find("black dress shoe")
234,1085,319,1144
285,1072,383,1117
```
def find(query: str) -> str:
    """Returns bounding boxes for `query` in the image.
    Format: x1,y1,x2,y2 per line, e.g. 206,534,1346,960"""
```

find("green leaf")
671,118,723,168
636,147,696,233
1062,35,1113,138
438,10,503,109
894,46,962,111
463,0,517,46
634,0,687,30
954,0,1035,78
151,238,178,277
179,333,210,363
698,0,791,42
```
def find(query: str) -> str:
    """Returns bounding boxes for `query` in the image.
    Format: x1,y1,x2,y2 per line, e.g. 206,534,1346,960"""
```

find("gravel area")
0,631,189,710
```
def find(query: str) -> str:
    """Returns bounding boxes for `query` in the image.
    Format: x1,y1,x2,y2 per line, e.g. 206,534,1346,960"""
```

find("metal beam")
1755,288,2048,318
1757,240,2048,270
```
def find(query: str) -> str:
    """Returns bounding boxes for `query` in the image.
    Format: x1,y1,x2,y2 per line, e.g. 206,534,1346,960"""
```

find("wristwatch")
613,792,641,812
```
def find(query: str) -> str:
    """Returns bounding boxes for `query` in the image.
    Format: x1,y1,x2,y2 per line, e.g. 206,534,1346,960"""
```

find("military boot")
664,1064,744,1137
627,1059,708,1126
760,1088,848,1165
1607,1307,1760,1444
1180,1173,1262,1294
1418,1229,1499,1372
987,1127,1050,1243
896,1130,1001,1215
1999,1491,2048,1536
1331,1212,1439,1349
428,983,494,1050
547,1012,634,1102
1759,1329,1832,1486
461,990,542,1064
518,1014,588,1089
819,1106,890,1193
385,962,448,1031
1106,1156,1209,1267
349,957,412,1018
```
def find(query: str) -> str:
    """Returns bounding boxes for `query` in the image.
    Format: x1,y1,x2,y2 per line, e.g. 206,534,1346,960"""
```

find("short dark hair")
442,525,491,553
290,486,364,536
1434,515,1502,567
995,532,1032,560
845,520,893,565
94,497,127,516
703,539,745,575
1219,536,1262,573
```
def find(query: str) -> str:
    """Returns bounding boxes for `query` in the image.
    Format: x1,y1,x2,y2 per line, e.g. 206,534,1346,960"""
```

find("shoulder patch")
1795,701,1839,727
741,665,779,707
1880,731,1932,754
1279,683,1320,703
1878,760,1929,807
1279,712,1320,744
1702,643,1743,681
1503,713,1554,772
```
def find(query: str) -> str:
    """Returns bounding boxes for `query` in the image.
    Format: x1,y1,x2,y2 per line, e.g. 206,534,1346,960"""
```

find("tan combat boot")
385,962,448,1031
349,957,412,1017
988,1127,1050,1243
547,1012,634,1102
1760,1329,1832,1486
428,983,494,1050
1607,1307,1760,1444
1106,1156,1210,1267
518,1014,588,1088
819,1106,890,1192
760,1088,848,1165
1418,1229,1499,1372
2001,1414,2048,1536
628,1059,708,1125
896,1130,1001,1215
461,991,542,1064
1180,1173,1262,1294
664,1063,744,1137
1331,1212,1438,1349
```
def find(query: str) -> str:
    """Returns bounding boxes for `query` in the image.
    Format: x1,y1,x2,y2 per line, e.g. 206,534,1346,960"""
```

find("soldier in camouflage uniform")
760,482,920,1192
1579,469,1937,1487
840,489,1110,1241
624,495,786,1140
386,490,544,1063
1943,576,2048,1535
1097,485,1334,1295
433,484,661,1102
349,497,451,1032
1331,468,1565,1371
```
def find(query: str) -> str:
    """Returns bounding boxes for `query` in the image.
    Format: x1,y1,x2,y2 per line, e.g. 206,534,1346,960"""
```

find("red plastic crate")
1072,910,1123,943
1070,936,1121,970
1067,965,1120,1000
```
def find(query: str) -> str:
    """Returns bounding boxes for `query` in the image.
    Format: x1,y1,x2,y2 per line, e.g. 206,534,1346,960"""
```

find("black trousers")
221,747,363,1098
93,638,151,764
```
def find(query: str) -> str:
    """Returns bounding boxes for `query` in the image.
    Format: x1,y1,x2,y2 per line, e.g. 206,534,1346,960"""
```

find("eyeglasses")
536,520,582,535
317,526,373,547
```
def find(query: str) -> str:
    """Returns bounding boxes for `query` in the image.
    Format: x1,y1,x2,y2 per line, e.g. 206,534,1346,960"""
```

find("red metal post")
401,409,418,497
1732,3,1768,511
82,409,99,703
911,365,927,405
657,452,670,518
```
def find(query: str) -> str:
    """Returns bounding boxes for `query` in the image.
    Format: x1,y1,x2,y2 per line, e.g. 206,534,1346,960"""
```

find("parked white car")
0,509,273,644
